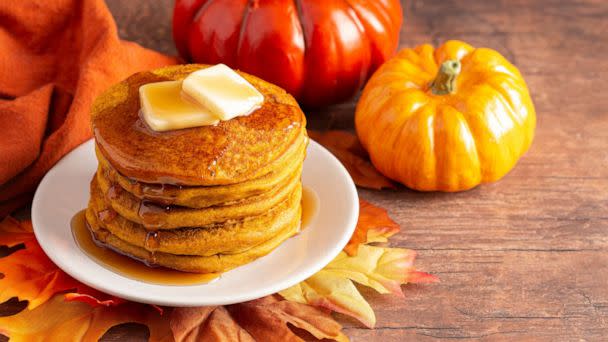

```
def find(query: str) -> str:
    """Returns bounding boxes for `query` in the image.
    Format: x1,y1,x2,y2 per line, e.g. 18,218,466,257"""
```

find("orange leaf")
0,216,33,246
344,199,400,256
308,130,394,190
170,295,348,342
0,294,172,342
0,217,122,309
171,305,253,341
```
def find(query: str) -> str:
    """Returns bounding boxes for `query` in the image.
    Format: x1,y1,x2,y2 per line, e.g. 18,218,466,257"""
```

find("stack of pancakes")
86,65,307,273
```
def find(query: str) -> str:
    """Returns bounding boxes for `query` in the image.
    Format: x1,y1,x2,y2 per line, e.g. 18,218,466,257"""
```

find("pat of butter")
182,64,264,121
139,81,219,132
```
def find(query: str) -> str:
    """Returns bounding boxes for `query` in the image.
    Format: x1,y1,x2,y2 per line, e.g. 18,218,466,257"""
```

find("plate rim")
31,138,359,306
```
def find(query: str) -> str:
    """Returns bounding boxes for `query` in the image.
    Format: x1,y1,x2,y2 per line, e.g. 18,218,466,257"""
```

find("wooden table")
2,0,607,340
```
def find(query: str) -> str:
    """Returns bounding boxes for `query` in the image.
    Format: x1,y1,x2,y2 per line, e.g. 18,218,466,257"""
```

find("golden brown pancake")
87,177,301,256
96,165,301,229
96,132,307,208
91,64,306,186
86,203,302,273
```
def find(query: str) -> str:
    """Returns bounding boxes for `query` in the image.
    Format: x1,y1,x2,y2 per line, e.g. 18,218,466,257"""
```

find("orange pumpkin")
355,40,536,192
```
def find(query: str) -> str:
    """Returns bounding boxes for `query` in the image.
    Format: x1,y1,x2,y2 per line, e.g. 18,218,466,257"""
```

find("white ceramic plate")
32,139,358,306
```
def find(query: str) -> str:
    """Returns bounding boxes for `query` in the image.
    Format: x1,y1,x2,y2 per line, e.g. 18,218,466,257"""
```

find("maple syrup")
70,210,219,286
301,186,319,230
137,200,170,229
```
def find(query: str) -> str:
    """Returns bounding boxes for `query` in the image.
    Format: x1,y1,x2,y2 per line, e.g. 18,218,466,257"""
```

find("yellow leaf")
327,245,437,297
280,246,437,328
280,270,375,328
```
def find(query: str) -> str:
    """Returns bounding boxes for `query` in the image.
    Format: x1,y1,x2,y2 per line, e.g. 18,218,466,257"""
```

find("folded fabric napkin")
0,0,177,217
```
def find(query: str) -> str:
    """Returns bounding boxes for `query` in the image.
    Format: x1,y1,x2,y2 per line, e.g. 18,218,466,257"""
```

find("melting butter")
139,81,219,132
182,64,264,121
139,64,264,132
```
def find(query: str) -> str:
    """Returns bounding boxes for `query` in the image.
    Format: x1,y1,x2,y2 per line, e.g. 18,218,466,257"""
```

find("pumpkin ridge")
235,0,254,68
415,44,439,76
415,105,439,189
390,102,436,188
393,57,434,84
340,0,372,84
293,0,307,52
487,75,532,126
443,104,484,191
192,0,217,23
483,79,535,177
344,0,393,71
458,81,523,181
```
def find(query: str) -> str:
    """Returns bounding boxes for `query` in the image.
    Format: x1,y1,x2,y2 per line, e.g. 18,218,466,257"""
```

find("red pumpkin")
173,0,402,107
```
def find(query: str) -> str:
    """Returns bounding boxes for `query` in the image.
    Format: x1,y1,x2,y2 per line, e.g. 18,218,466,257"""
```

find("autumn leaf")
308,130,395,190
0,216,33,247
327,245,438,297
0,294,172,342
170,295,348,342
0,217,122,309
344,199,401,256
0,197,435,340
280,245,437,328
280,270,375,328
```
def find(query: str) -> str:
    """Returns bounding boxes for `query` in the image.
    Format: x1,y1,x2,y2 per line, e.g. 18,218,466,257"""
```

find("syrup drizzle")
144,230,160,251
71,210,218,285
71,187,319,285
300,186,319,230
137,200,171,229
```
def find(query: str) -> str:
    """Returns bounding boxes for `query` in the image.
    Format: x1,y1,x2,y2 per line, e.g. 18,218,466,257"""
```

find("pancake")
86,64,307,273
92,64,306,186
87,177,301,256
96,131,307,208
96,164,301,229
86,203,302,273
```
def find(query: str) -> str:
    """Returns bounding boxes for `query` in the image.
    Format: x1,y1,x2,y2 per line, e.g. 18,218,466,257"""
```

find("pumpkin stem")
430,59,461,95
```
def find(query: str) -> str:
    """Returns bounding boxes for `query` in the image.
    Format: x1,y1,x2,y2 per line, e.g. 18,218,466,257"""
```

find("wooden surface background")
2,0,607,341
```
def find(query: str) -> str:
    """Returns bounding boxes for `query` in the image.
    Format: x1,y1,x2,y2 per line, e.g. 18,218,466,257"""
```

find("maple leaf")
327,245,438,296
344,199,401,256
280,245,437,328
170,295,348,342
308,130,395,190
0,294,172,342
280,270,375,328
0,217,122,309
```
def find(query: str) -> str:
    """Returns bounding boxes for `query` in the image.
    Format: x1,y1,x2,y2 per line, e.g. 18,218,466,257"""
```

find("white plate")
32,139,358,307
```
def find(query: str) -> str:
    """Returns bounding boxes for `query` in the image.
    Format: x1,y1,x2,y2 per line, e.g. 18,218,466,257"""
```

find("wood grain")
2,0,607,340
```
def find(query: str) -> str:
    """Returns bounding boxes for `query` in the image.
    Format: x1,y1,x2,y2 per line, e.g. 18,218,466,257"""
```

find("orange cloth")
0,0,178,216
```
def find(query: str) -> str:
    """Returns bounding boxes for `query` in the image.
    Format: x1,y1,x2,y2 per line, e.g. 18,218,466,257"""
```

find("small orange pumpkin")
355,40,536,192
